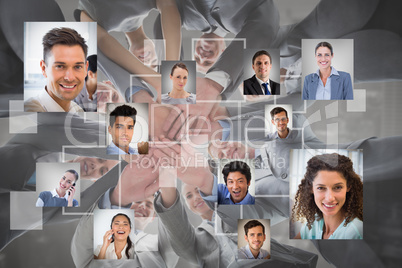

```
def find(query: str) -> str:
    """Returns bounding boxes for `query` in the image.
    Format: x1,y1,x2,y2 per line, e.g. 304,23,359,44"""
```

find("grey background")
161,60,196,95
243,49,280,85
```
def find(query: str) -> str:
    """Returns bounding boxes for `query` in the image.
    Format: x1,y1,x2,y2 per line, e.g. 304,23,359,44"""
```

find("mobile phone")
68,183,76,196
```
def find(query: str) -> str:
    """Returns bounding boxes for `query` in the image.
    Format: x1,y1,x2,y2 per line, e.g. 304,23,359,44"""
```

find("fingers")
144,178,160,197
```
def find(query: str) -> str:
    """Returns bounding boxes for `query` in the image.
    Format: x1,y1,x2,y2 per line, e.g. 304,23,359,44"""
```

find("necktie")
262,83,271,95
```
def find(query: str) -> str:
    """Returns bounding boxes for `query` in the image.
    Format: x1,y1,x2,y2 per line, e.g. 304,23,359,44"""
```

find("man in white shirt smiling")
25,27,88,112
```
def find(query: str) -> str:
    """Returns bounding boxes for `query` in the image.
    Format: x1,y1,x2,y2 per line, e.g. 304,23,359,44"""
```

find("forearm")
159,187,177,208
81,11,161,95
158,0,181,60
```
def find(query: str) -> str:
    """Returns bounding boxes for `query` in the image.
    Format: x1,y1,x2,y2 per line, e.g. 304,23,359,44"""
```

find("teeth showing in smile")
324,204,336,208
117,231,125,234
61,84,75,88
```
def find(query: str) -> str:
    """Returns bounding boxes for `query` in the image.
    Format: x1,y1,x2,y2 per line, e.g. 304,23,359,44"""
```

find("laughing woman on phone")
36,169,79,207
94,213,134,260
292,153,363,239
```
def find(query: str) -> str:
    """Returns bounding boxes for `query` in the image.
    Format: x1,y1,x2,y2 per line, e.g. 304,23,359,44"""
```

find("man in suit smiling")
244,50,280,95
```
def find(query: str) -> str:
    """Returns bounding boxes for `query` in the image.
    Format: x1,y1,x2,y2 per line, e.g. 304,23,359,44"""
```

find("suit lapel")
251,75,263,95
331,75,340,99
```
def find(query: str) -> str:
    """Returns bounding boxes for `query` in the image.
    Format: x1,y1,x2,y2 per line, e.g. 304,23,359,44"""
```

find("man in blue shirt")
218,160,255,205
238,220,270,259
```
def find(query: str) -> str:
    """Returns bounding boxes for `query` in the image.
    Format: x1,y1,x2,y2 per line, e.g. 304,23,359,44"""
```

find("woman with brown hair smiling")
292,153,363,239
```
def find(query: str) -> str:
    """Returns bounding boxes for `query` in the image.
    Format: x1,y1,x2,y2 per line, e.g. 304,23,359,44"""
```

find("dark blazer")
243,75,280,95
302,71,353,100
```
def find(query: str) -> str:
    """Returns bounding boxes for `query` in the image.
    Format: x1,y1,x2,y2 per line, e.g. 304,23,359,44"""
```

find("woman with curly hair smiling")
292,153,363,239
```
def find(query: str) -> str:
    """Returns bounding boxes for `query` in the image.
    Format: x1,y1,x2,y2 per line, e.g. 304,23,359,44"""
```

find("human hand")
67,185,76,207
153,136,213,195
102,229,114,248
162,77,222,140
110,152,160,206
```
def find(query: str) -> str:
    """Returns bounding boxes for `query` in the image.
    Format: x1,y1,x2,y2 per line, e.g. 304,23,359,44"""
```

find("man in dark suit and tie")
244,50,280,95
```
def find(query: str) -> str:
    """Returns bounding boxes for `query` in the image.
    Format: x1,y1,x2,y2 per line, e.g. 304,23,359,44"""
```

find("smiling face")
73,156,119,180
41,44,88,109
182,184,211,217
111,215,131,241
244,225,266,253
271,111,289,134
252,54,272,82
315,46,333,71
194,33,226,74
57,172,77,196
130,195,155,231
312,170,349,219
170,67,188,92
226,171,250,203
108,116,135,152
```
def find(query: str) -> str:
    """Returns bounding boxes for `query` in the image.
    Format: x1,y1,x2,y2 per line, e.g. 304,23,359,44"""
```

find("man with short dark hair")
244,50,280,95
25,27,88,112
268,106,291,139
107,104,138,155
74,54,97,111
218,160,254,204
238,220,270,259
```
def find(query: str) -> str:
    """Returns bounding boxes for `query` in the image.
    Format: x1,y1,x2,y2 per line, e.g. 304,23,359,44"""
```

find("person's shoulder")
344,217,363,238
237,246,248,259
244,75,257,84
337,71,352,80
73,199,79,207
24,97,46,112
39,191,51,199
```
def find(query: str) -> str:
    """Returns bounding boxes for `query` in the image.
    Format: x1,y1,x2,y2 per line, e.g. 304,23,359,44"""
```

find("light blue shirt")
106,141,138,155
300,217,363,239
266,128,293,140
315,67,339,100
237,244,269,259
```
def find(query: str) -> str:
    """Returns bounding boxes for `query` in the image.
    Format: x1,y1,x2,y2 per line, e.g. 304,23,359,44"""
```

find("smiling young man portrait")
218,160,255,205
25,27,89,112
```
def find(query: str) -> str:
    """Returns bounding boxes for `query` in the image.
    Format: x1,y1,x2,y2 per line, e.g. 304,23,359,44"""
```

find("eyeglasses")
274,117,288,123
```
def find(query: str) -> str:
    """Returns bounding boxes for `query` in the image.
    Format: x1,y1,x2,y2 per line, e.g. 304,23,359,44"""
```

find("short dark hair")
43,27,88,64
170,62,188,75
66,169,79,182
85,54,97,81
244,220,265,236
270,107,288,120
109,105,137,127
315,41,333,55
252,50,272,65
222,161,251,185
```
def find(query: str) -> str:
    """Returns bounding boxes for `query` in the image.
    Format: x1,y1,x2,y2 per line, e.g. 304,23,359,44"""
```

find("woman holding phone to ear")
94,213,134,260
36,169,79,207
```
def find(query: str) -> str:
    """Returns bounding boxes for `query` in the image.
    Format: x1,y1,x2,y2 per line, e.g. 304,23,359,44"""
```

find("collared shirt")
218,184,255,205
24,87,84,113
237,244,270,259
255,76,271,95
106,141,138,155
36,188,78,207
94,242,134,259
74,83,97,112
315,67,339,100
300,216,363,240
266,128,292,140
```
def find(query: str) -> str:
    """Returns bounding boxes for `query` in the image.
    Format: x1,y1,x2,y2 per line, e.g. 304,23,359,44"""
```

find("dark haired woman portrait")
94,213,134,259
161,62,196,104
36,169,79,207
292,153,363,239
302,42,353,100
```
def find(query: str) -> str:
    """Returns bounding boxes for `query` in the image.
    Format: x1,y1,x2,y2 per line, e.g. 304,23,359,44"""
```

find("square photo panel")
106,103,149,155
217,159,255,205
289,149,363,240
243,49,280,98
161,61,196,104
302,39,354,100
237,219,271,260
35,162,81,207
24,21,97,113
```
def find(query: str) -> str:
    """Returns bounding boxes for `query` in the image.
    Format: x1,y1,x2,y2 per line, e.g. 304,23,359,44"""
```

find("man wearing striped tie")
243,50,280,95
